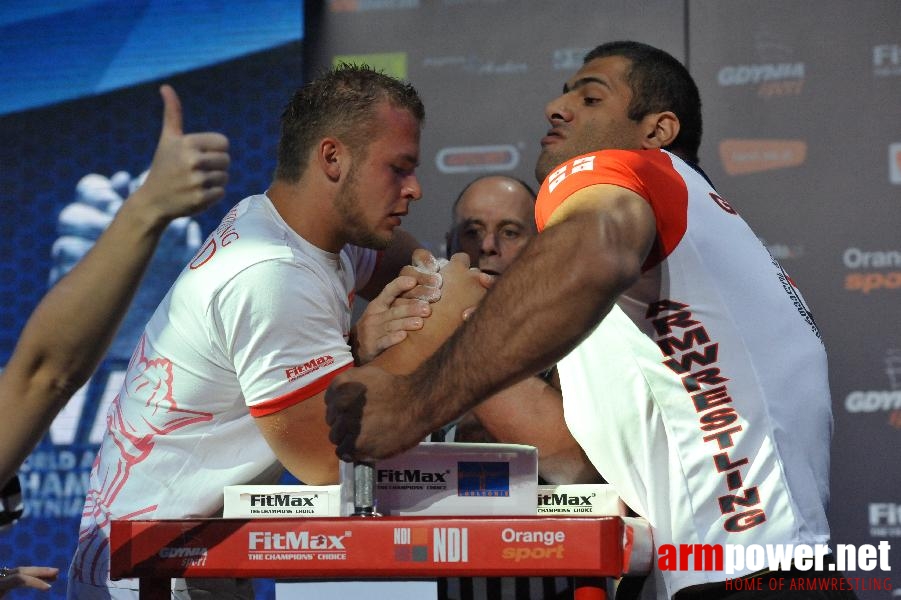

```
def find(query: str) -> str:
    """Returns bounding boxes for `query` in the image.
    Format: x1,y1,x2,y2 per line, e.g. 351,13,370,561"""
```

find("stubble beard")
334,168,392,251
535,134,620,185
534,148,565,185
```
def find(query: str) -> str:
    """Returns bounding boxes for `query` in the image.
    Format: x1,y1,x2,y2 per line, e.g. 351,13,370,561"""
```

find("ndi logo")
433,527,469,563
458,461,509,497
393,527,429,562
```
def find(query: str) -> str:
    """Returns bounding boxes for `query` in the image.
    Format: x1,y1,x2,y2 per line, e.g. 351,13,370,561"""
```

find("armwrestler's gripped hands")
326,252,487,462
350,249,448,365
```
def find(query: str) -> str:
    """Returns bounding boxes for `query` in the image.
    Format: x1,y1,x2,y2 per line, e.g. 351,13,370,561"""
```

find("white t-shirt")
69,194,377,593
536,150,832,598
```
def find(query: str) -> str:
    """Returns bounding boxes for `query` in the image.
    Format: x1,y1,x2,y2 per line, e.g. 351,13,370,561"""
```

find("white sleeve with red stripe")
211,259,355,417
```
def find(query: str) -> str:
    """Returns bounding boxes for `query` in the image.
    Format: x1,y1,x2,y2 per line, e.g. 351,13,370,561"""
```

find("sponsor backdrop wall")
0,1,897,598
306,1,900,597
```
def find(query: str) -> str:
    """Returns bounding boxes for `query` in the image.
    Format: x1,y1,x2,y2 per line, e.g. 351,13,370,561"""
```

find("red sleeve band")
249,362,354,417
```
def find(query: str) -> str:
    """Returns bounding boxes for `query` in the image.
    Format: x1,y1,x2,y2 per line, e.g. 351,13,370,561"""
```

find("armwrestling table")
111,515,653,600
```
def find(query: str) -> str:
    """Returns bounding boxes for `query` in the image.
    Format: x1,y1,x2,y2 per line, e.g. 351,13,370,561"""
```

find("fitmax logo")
248,531,350,550
285,355,334,382
377,469,449,483
870,503,901,526
538,493,595,506
249,494,315,507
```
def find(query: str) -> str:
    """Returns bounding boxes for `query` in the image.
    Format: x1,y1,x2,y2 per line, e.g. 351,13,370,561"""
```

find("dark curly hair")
584,41,702,163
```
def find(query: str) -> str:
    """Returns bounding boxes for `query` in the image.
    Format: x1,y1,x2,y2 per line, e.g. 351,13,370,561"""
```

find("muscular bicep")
255,390,338,485
216,264,351,484
253,256,485,482
545,183,657,281
471,377,600,484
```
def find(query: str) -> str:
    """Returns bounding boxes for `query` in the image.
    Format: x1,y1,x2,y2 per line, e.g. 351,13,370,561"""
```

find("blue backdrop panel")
0,3,304,598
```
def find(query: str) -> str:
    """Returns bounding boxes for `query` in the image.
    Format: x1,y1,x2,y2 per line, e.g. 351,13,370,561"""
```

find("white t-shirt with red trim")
537,150,832,597
69,193,377,592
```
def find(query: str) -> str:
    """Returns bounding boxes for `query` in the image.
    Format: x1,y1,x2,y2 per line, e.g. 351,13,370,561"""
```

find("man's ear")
317,137,345,182
641,111,680,150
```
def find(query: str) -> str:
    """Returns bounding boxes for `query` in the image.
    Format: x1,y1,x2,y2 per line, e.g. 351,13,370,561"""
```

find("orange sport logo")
719,139,807,176
842,247,901,294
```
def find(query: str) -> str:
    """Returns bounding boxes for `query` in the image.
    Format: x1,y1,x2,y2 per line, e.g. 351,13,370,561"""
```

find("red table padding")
110,516,652,599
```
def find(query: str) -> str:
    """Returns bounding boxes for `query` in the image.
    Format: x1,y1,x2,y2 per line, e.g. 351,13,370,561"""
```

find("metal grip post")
352,462,380,517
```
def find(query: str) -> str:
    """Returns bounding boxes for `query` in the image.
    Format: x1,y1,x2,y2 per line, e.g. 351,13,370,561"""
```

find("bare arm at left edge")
0,85,229,485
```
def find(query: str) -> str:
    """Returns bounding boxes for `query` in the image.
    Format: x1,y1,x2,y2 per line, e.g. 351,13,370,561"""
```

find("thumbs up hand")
134,84,231,223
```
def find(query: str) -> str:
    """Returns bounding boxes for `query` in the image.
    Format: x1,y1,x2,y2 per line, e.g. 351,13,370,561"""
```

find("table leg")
139,577,171,600
574,576,608,600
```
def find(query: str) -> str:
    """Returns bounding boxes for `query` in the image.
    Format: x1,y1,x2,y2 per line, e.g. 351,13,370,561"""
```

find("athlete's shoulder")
543,149,677,189
570,148,674,163
599,148,682,171
537,149,672,210
191,196,294,270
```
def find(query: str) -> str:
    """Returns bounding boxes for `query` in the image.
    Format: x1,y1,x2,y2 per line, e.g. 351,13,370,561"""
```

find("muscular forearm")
28,193,169,383
263,254,485,484
406,210,641,437
470,376,600,484
0,193,169,483
326,184,657,464
357,229,421,301
375,256,485,374
0,85,228,484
